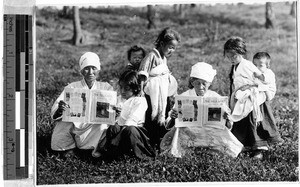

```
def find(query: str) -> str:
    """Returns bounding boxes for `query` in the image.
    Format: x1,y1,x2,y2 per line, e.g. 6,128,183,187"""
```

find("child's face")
129,50,144,67
224,51,242,66
119,82,134,100
253,58,268,73
160,39,178,58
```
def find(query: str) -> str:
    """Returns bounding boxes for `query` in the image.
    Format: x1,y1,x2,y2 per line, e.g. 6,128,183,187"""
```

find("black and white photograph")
96,102,109,118
34,0,298,186
208,107,221,122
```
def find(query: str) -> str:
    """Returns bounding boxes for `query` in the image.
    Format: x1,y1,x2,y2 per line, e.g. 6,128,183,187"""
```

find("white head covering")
190,62,217,83
79,52,101,71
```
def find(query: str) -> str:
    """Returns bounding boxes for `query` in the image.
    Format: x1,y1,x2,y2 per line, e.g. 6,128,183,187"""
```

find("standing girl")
138,27,181,149
97,70,155,159
223,36,282,159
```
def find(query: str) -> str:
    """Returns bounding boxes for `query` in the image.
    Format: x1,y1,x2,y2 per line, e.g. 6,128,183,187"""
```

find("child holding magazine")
94,70,155,159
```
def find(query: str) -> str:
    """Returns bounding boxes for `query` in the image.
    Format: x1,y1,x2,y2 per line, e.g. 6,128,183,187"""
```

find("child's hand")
253,72,265,81
139,90,145,97
111,105,121,117
238,84,256,91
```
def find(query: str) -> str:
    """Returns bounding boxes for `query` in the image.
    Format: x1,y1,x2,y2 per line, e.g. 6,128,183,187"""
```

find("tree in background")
58,6,72,19
290,1,296,17
72,6,85,45
147,5,156,29
173,4,190,18
265,2,276,29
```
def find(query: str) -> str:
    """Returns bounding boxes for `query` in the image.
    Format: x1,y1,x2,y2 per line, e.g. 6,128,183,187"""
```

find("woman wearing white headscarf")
160,62,243,158
50,52,113,157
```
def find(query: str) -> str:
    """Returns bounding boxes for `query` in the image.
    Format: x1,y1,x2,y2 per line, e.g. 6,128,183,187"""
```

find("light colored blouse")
51,79,113,128
138,48,167,79
117,96,148,127
160,88,243,158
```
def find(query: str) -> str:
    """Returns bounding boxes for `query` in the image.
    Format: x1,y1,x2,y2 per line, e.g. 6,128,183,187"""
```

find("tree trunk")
72,6,85,45
173,4,178,13
179,4,186,18
265,2,276,29
63,6,71,17
147,5,156,29
290,1,296,17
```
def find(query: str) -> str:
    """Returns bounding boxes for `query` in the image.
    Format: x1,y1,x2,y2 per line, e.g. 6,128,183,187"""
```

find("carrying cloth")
144,63,178,123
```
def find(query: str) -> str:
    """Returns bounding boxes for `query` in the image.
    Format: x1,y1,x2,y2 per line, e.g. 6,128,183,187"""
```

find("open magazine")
175,95,228,129
62,88,117,124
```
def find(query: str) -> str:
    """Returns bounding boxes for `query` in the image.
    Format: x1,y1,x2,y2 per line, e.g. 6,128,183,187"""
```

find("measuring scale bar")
3,14,32,180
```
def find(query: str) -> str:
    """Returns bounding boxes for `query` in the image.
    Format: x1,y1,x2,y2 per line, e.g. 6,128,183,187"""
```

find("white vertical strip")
20,129,25,167
15,92,20,129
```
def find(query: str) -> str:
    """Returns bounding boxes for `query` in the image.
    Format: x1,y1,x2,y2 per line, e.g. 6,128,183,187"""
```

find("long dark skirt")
104,124,155,159
144,94,171,149
231,101,283,149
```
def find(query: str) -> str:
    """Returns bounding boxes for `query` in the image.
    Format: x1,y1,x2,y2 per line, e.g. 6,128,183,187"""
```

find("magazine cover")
175,95,228,129
62,88,117,124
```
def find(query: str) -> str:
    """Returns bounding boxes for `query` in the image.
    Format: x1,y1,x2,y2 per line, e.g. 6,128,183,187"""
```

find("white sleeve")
243,60,261,80
264,70,276,100
124,98,148,126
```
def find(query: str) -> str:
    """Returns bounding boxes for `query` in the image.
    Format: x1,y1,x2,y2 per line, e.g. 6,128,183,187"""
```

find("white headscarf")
79,52,101,71
190,62,217,83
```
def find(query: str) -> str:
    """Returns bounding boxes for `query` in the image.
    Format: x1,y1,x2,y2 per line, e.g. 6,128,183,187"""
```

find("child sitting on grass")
94,70,155,159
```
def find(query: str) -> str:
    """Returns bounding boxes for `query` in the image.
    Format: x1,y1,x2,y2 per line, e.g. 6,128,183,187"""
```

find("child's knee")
107,124,121,137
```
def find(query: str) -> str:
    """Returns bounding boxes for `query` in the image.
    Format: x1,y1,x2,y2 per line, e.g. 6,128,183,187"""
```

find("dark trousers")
104,124,155,159
144,94,171,149
231,101,283,150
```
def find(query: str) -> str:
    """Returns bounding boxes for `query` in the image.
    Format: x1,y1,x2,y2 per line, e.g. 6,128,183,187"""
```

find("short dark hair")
223,36,247,57
154,27,181,48
127,45,146,61
253,52,271,68
118,70,141,96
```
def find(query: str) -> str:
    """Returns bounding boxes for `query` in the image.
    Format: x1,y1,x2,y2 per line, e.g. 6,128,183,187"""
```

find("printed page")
202,96,228,129
175,95,203,127
90,90,117,124
62,88,90,123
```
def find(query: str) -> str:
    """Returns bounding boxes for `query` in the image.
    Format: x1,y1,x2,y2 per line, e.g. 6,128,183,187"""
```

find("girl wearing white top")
97,70,155,159
224,36,282,159
138,27,181,150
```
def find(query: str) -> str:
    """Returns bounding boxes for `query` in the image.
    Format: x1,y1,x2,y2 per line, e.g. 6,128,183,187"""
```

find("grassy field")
36,2,298,185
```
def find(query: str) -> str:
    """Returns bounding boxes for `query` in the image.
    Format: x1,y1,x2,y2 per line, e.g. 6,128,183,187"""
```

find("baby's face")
253,58,268,73
129,50,144,66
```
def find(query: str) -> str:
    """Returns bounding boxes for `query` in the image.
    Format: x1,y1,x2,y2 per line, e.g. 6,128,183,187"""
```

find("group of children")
52,27,282,160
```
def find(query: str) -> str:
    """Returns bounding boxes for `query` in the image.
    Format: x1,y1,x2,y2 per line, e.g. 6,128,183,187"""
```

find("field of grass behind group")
36,2,298,184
